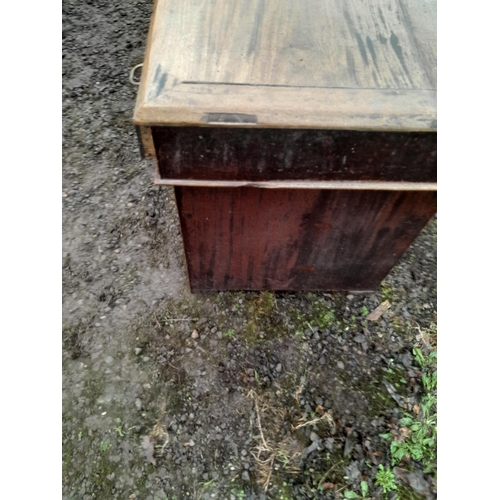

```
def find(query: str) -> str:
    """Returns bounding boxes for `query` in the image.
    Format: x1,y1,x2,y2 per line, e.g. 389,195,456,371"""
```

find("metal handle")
129,63,143,86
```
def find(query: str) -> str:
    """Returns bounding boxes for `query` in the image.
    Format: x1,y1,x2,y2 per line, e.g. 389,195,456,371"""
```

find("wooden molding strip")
153,173,437,192
135,87,437,132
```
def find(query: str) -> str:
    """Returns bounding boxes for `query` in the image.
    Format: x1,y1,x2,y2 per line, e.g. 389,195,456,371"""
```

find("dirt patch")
62,1,437,499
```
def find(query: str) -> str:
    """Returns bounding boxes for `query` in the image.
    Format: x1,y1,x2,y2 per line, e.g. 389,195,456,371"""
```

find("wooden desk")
134,0,437,292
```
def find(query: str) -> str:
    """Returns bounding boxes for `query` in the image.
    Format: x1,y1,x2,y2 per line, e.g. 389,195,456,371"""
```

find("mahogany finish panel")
175,186,436,292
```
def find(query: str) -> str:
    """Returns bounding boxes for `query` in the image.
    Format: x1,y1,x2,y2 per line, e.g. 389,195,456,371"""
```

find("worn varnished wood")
134,0,437,292
152,127,436,183
134,0,436,132
175,187,436,291
136,126,156,160
155,178,437,191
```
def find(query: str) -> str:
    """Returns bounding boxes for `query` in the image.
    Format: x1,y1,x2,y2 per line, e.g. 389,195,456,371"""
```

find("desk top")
134,0,436,131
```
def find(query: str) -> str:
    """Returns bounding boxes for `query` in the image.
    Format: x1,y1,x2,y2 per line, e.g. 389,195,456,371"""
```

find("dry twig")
293,410,335,431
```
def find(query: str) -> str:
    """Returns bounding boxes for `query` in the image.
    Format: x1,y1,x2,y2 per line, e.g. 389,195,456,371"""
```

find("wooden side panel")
136,126,156,160
175,187,436,292
153,127,436,183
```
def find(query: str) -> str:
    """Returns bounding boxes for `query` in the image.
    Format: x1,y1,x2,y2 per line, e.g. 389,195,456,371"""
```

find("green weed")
344,480,369,498
316,310,336,329
375,465,398,497
380,282,395,302
223,329,236,339
99,441,112,451
114,417,128,437
381,348,437,473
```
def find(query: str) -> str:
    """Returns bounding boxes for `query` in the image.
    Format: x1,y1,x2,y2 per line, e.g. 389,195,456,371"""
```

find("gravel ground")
62,1,437,499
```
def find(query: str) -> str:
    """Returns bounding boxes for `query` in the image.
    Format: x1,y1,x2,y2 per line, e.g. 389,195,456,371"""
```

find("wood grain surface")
136,126,156,160
152,126,436,183
175,186,437,291
134,0,436,131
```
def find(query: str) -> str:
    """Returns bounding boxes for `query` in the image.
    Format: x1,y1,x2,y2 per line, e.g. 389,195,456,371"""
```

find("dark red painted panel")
175,187,436,292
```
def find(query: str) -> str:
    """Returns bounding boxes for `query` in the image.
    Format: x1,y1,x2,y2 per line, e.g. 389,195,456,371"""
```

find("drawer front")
152,127,436,184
